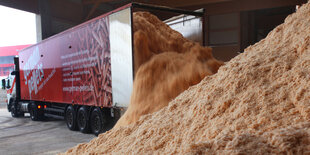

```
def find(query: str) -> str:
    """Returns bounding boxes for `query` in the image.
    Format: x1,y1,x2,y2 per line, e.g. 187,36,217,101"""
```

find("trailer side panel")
19,16,112,107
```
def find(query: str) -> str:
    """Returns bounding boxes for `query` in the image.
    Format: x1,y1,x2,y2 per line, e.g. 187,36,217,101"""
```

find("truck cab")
2,73,16,105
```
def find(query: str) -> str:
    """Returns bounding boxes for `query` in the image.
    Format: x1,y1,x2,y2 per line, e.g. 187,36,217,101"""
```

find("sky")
0,5,37,47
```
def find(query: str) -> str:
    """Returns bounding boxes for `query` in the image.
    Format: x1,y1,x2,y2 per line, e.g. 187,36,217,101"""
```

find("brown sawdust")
132,12,206,73
64,2,310,154
115,12,223,128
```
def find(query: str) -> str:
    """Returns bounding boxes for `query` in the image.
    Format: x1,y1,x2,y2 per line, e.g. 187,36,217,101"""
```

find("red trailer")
7,3,205,135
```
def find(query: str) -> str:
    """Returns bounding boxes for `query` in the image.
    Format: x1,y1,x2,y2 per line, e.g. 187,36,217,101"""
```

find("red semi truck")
6,3,205,135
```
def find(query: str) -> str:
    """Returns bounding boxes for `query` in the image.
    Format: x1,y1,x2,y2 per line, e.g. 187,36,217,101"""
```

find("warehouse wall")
207,13,240,61
188,0,306,62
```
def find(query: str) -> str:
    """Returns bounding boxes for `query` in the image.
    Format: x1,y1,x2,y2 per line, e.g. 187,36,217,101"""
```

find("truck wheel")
10,99,24,118
11,104,18,118
29,103,40,121
77,106,90,133
90,108,107,136
65,105,78,131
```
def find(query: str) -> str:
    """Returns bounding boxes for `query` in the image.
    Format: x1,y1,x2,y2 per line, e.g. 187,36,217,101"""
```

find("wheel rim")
67,110,73,127
92,114,100,132
11,105,15,116
78,111,86,129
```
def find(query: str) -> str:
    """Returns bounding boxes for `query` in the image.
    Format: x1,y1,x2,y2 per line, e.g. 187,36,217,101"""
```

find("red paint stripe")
0,64,14,67
0,44,31,56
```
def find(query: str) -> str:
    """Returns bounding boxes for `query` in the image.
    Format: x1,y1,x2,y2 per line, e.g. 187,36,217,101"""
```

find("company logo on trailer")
23,47,44,96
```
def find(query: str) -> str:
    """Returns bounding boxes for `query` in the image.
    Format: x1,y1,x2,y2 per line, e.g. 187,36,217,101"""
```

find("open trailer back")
7,3,205,135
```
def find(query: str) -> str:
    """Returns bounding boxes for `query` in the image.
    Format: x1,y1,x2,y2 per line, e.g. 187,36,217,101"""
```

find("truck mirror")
1,79,5,89
11,71,16,75
6,79,10,89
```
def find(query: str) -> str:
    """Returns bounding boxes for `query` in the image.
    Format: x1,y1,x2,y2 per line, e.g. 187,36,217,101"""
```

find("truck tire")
11,103,19,118
90,108,107,136
77,106,90,133
29,103,41,121
65,105,78,131
10,99,24,118
10,103,18,118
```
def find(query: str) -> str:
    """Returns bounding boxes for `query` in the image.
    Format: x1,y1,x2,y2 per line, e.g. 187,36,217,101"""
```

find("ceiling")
0,0,235,24
0,0,306,23
0,0,305,39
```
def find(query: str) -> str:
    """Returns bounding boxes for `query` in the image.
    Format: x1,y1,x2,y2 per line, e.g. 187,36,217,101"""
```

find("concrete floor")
0,102,95,155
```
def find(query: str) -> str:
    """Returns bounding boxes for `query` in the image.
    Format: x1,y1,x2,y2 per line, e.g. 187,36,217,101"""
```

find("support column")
38,0,52,40
35,14,42,42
